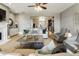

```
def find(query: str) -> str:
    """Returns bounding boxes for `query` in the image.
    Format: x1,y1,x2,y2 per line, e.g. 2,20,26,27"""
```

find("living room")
0,3,79,56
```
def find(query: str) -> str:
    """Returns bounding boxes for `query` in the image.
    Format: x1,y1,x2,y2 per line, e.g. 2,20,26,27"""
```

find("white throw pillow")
38,40,56,54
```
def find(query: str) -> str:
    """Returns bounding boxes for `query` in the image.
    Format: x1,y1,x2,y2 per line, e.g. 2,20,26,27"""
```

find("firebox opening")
0,32,2,40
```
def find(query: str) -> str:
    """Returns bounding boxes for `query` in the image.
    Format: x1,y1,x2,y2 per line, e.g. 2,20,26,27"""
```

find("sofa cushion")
34,42,44,49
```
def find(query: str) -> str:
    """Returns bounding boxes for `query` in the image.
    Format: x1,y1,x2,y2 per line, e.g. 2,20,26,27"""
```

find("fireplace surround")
0,22,9,45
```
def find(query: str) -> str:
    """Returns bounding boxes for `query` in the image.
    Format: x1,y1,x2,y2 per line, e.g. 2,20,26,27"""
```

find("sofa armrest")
64,41,78,53
69,44,78,50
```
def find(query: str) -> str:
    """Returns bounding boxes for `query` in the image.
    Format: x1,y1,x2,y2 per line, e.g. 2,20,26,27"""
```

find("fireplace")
0,22,9,45
0,32,2,40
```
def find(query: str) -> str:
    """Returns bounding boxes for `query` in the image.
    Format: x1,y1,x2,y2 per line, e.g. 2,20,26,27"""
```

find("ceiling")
3,3,74,16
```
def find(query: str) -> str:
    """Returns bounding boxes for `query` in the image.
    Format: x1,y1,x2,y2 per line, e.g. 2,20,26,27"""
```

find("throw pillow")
38,40,56,54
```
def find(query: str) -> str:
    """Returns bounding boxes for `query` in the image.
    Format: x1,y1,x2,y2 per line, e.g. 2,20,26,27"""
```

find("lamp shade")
67,33,72,38
65,32,72,38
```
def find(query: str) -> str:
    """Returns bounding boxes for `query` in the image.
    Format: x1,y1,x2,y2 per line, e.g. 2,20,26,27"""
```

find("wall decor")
8,18,13,26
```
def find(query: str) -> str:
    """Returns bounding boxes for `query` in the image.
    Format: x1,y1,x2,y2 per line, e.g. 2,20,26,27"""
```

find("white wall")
54,14,60,33
15,13,60,34
60,4,79,35
15,13,32,34
9,13,15,22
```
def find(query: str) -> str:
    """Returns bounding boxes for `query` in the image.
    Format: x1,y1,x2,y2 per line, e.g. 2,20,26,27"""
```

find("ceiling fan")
27,3,47,10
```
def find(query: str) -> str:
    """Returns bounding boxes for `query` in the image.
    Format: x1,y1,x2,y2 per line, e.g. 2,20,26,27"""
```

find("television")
0,9,6,22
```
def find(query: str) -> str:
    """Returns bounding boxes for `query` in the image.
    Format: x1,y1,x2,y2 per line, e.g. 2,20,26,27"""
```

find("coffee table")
18,34,44,49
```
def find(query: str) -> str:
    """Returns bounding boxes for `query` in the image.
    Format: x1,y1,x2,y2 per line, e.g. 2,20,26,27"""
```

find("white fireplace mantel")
0,22,9,45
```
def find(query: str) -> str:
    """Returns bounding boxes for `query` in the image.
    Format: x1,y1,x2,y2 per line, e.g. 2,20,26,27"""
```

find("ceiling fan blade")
40,6,47,9
42,3,47,5
28,5,35,7
35,3,41,6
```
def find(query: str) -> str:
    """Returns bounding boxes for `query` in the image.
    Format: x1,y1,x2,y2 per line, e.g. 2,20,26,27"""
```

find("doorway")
48,16,54,38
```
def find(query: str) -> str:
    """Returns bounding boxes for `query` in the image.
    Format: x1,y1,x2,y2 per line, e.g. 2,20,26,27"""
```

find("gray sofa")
64,33,79,53
54,28,67,43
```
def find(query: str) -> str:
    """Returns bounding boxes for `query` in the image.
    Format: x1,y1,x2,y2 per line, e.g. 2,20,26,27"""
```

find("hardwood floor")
0,34,53,56
1,34,78,56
